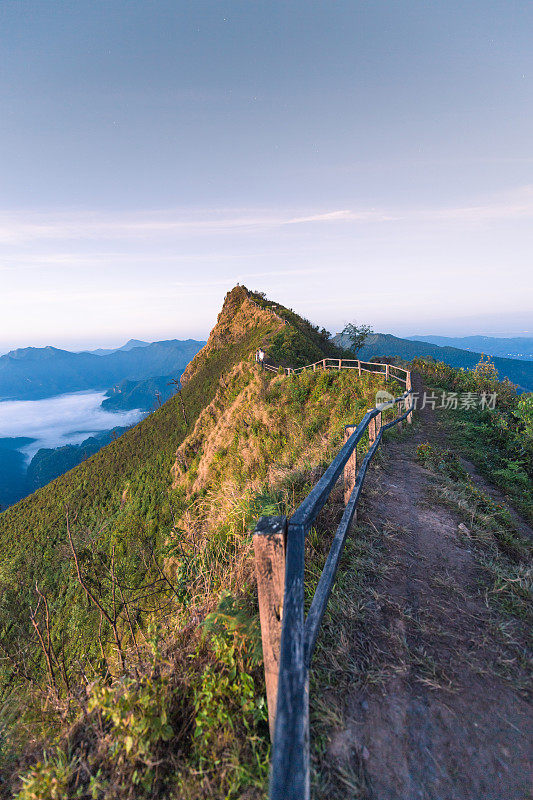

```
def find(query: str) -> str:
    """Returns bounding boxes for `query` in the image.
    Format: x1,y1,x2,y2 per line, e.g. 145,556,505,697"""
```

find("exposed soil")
317,373,532,800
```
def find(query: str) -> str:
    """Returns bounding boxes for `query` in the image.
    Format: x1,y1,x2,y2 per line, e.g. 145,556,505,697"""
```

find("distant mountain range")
87,338,151,356
0,339,206,400
2,327,531,510
407,335,533,361
333,333,533,392
0,339,205,507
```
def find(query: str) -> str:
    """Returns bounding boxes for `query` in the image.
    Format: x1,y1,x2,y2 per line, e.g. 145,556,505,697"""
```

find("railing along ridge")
253,363,414,799
262,356,409,385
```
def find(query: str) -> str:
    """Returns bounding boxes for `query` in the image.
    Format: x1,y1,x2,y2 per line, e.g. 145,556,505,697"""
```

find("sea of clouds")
0,391,144,461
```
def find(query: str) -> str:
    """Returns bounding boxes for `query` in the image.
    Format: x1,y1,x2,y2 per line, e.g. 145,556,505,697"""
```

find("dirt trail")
320,374,532,800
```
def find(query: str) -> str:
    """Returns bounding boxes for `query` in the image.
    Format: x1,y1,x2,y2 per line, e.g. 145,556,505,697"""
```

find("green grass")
416,442,532,622
0,286,400,799
412,356,533,523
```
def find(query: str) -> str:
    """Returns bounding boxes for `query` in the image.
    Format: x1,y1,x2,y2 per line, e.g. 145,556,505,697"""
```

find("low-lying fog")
0,391,144,461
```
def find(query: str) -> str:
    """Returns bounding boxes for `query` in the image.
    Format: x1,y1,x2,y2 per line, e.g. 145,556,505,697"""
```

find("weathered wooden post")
343,426,357,524
338,359,342,371
397,399,403,432
368,409,382,447
406,372,413,424
322,359,326,371
385,364,390,382
358,360,362,376
253,515,287,740
368,410,375,446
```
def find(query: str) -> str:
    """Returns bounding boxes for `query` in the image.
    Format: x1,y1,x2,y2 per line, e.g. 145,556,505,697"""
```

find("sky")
1,0,532,352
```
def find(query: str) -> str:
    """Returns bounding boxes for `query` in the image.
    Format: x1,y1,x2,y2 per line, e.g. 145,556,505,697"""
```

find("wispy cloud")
0,209,350,243
1,186,531,246
284,209,395,224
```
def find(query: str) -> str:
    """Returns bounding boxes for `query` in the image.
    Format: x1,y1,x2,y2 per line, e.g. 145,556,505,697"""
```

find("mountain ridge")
407,334,533,361
0,338,205,400
0,286,529,800
88,338,152,356
334,331,533,391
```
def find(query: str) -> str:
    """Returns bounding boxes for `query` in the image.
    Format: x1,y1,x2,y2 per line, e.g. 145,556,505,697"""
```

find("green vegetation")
0,286,395,799
334,331,533,391
249,290,345,367
416,441,532,624
412,355,533,522
25,427,130,497
340,322,374,357
413,355,532,625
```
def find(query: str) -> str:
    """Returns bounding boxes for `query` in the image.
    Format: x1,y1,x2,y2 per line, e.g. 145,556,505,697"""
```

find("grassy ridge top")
0,287,286,694
0,286,397,799
0,288,279,545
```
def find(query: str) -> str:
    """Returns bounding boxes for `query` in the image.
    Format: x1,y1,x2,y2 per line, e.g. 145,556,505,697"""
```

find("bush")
411,354,519,409
87,674,174,793
15,751,75,800
412,357,532,521
515,393,533,437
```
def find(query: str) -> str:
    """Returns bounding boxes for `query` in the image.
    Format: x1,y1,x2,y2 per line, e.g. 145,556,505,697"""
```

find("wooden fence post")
368,410,382,447
253,515,287,741
338,359,342,371
385,364,390,382
343,426,357,507
368,411,376,446
397,400,403,432
322,359,326,371
358,360,362,376
406,372,413,424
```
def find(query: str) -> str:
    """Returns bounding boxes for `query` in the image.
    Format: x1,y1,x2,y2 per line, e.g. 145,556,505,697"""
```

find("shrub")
515,393,533,437
87,674,174,792
411,355,519,408
15,751,75,800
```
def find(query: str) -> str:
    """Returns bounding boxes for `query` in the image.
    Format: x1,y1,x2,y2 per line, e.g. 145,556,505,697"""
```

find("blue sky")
1,0,532,351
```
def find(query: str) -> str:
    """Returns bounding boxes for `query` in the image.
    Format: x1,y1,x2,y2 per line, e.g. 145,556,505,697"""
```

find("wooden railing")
262,356,410,386
253,366,414,799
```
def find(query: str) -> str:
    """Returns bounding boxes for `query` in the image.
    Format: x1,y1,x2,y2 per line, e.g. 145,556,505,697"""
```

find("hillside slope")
0,286,385,799
0,287,283,594
334,331,533,391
